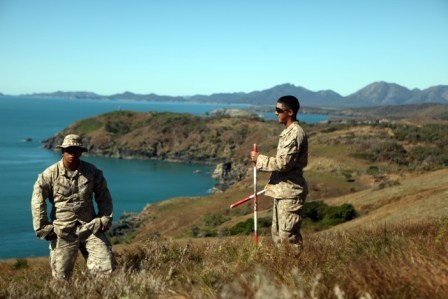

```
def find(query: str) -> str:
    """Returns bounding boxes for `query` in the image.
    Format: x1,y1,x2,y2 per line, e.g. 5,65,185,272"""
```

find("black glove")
45,230,57,241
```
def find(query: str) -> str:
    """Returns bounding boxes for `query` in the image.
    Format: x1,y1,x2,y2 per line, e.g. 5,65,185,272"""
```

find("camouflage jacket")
31,159,113,239
256,121,308,199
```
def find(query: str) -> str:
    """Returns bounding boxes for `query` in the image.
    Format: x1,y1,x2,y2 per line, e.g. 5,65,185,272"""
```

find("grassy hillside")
2,113,447,298
1,219,446,298
122,168,448,244
325,169,448,230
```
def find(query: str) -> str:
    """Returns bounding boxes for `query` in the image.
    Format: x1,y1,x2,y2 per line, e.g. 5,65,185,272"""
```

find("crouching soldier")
31,134,116,280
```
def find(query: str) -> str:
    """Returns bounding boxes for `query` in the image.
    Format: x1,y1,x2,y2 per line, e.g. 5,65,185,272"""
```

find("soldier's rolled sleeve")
94,170,113,228
31,173,54,239
257,136,298,172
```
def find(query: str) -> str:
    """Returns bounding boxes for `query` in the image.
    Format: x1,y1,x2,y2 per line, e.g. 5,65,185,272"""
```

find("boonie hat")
56,134,88,152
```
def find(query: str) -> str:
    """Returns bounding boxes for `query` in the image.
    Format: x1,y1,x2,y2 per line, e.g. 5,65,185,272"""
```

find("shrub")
303,201,327,222
370,141,408,164
229,217,272,236
391,124,448,145
228,202,359,235
324,203,358,225
409,145,448,171
202,212,230,227
366,165,381,175
303,201,358,230
230,219,253,235
13,259,28,270
189,226,217,238
351,151,375,161
105,121,131,135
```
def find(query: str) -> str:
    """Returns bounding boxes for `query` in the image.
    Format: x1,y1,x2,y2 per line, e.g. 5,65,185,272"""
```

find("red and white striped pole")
229,189,265,209
253,143,258,246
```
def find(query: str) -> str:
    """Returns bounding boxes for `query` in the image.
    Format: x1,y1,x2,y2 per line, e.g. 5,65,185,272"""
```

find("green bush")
351,151,375,161
227,202,359,236
391,124,448,145
13,259,28,270
229,217,271,236
324,203,358,225
105,121,131,135
303,201,358,230
409,145,448,170
189,226,217,238
370,141,408,165
366,165,381,175
349,124,448,171
202,212,230,227
321,125,347,133
303,201,327,222
230,219,253,235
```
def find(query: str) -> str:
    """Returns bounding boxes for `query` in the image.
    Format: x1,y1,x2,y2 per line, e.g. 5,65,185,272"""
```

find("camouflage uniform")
256,121,308,248
31,159,115,279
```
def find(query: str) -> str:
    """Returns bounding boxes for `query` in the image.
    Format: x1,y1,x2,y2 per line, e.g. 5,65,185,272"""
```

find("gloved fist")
45,230,57,241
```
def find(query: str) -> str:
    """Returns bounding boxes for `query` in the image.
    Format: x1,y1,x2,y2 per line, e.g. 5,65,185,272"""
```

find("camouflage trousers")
49,231,115,280
272,196,306,250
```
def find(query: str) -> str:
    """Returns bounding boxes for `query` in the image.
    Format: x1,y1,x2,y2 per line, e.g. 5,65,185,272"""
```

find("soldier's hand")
250,151,259,162
99,224,109,232
45,230,57,241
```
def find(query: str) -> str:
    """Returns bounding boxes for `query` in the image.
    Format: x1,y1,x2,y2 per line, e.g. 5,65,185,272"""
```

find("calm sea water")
0,96,329,259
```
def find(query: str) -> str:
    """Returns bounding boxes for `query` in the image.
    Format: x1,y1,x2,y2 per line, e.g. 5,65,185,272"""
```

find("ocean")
0,96,329,259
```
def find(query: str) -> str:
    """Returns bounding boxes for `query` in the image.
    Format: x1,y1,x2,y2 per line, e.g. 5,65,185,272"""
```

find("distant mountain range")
10,81,448,108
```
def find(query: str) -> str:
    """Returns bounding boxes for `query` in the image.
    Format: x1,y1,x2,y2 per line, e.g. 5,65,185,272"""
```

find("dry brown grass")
1,219,447,298
325,169,448,231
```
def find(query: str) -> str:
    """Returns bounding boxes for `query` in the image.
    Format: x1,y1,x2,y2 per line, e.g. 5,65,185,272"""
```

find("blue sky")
1,0,447,96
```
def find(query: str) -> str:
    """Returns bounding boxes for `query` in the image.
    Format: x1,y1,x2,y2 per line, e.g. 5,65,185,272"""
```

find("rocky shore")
41,111,276,192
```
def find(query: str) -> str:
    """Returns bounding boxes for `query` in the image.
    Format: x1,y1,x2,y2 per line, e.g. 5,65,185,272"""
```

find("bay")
0,96,330,259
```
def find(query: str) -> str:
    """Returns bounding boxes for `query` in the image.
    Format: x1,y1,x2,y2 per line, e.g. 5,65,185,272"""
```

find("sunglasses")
64,147,83,155
275,107,289,114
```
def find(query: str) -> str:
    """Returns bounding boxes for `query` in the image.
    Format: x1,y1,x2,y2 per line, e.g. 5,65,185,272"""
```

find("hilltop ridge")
15,81,448,108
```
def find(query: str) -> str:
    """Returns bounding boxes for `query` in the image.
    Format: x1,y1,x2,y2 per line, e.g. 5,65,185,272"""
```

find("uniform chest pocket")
55,177,72,197
78,176,94,195
278,135,298,152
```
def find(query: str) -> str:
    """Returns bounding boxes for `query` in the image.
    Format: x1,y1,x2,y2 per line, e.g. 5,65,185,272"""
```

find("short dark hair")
277,95,300,118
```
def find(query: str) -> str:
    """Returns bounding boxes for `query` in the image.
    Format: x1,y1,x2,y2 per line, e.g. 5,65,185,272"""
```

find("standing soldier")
250,95,308,252
31,134,115,280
